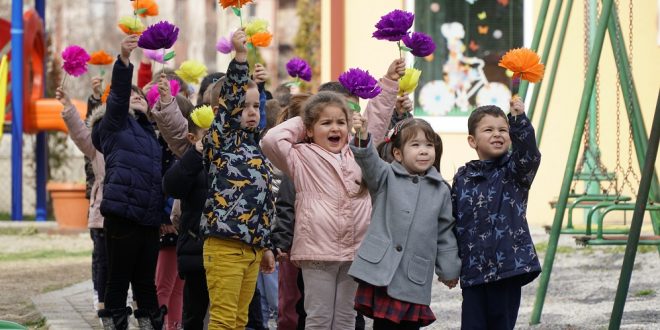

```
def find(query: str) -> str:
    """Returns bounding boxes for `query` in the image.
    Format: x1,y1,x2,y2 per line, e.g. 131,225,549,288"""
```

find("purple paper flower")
216,31,234,54
143,49,165,64
402,32,436,57
286,57,312,82
61,45,91,77
372,9,414,42
138,21,179,50
146,79,180,108
338,68,381,99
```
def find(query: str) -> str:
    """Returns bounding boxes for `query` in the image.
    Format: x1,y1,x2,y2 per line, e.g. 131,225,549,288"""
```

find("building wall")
321,0,659,226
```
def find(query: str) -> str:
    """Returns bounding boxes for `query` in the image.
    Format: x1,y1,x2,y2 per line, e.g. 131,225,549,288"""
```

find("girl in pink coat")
262,91,371,330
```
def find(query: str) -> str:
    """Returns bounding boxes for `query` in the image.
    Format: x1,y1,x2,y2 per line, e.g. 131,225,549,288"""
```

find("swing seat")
545,195,632,235
573,202,660,246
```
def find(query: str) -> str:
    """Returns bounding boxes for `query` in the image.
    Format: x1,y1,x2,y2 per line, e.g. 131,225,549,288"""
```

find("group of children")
58,26,542,330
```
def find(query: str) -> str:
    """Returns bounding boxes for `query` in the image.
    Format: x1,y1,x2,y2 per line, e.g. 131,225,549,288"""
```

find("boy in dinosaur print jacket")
451,98,541,330
200,28,275,329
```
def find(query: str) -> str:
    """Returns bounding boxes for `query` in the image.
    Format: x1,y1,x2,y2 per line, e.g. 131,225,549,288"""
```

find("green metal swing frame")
516,0,660,326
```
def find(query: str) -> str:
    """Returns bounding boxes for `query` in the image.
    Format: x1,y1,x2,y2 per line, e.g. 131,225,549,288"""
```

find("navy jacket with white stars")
451,113,542,288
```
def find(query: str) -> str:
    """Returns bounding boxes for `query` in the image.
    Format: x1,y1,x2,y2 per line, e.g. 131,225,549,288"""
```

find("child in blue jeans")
451,98,542,330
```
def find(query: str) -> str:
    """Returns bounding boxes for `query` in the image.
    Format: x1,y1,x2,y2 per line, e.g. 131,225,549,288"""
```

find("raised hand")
232,28,248,62
55,86,72,108
395,93,413,115
253,63,269,84
510,95,525,116
386,58,406,81
91,77,103,100
120,35,139,66
158,73,172,104
352,112,367,140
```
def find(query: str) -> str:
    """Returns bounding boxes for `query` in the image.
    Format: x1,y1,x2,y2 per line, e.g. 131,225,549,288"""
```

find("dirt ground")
0,227,92,328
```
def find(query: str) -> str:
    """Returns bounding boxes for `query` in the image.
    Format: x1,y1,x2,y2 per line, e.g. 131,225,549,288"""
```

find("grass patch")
534,242,579,254
22,316,47,329
535,242,658,255
0,226,39,236
0,249,91,262
0,213,40,221
634,289,655,297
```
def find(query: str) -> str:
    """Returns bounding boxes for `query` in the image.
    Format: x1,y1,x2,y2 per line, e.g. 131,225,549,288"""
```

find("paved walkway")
32,280,101,330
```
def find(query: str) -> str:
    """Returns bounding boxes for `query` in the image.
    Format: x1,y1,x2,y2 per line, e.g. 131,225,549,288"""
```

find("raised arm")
56,86,96,159
349,112,389,195
364,58,405,146
508,98,541,188
261,116,306,178
101,35,138,132
151,73,191,158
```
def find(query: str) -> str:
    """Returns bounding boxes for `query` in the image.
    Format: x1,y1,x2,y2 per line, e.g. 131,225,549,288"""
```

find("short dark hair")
467,105,507,135
265,99,282,131
318,81,355,99
197,72,225,106
274,83,292,107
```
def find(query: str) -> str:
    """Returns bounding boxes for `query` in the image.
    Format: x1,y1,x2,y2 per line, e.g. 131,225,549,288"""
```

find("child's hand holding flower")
253,63,269,84
352,112,368,141
395,94,413,115
120,35,139,66
91,77,103,99
386,58,406,81
158,73,173,104
55,86,72,109
509,96,524,116
232,28,248,61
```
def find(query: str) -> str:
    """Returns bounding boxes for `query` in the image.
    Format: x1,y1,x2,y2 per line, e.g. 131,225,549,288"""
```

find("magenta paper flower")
143,49,166,64
138,21,179,50
372,10,414,42
286,57,312,82
338,68,381,99
402,32,436,57
146,79,180,108
62,45,91,77
216,31,234,54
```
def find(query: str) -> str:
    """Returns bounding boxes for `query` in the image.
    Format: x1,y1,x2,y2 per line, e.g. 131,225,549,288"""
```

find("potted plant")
47,181,89,229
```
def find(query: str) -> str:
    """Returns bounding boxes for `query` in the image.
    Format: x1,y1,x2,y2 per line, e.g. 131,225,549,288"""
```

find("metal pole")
35,0,47,221
608,91,660,330
536,0,575,145
11,0,24,220
530,0,615,324
527,0,563,121
518,0,551,101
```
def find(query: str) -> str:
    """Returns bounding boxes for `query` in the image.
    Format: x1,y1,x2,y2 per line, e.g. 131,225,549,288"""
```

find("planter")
47,182,89,229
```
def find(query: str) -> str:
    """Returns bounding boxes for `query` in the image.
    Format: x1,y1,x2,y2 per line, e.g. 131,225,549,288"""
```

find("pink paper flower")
62,45,91,77
146,79,180,108
216,31,235,54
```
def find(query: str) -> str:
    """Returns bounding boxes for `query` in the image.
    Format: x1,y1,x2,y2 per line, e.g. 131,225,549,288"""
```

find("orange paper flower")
101,84,111,104
219,0,253,9
249,32,272,47
133,0,159,17
88,50,114,65
498,48,545,83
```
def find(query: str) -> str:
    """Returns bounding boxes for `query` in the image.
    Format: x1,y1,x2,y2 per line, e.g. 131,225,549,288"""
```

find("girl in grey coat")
348,117,461,330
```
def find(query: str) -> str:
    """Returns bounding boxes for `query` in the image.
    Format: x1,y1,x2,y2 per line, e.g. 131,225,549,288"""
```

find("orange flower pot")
47,182,89,229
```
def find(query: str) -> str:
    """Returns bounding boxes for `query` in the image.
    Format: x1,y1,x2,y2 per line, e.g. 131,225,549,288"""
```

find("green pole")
607,8,660,250
530,0,614,324
608,92,660,330
585,0,601,197
518,0,551,101
536,0,575,145
527,0,564,121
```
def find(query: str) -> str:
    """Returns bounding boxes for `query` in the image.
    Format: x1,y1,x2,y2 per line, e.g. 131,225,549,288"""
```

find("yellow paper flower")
398,68,421,96
245,19,269,37
190,105,215,129
175,60,208,85
118,16,146,35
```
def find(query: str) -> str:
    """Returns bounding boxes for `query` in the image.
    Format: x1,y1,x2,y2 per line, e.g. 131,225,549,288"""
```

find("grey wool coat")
348,139,461,305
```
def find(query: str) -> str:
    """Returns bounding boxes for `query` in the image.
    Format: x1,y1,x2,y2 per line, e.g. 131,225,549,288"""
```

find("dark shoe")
135,305,168,330
107,307,132,330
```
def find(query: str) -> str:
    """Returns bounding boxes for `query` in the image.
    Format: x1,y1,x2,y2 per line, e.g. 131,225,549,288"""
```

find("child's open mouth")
328,136,341,143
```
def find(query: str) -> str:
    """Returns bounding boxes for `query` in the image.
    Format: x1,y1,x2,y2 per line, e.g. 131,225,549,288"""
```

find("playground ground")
0,221,658,329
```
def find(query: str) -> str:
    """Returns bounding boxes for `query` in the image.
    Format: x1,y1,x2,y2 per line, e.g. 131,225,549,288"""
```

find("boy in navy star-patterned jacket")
451,97,541,330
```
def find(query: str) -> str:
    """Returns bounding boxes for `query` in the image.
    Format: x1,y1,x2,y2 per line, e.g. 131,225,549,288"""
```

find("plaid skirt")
354,282,436,327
